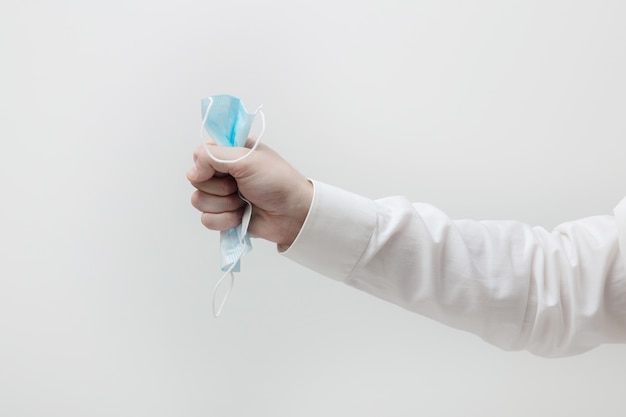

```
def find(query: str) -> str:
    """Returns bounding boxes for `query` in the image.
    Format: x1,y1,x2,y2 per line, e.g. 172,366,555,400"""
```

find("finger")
244,135,261,149
189,175,238,196
188,147,236,182
189,145,216,182
200,209,244,231
193,139,215,163
187,155,213,183
194,143,252,177
191,190,246,213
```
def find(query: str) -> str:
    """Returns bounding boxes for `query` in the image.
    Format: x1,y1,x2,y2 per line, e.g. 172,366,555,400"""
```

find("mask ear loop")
200,97,264,317
212,257,238,317
211,193,253,317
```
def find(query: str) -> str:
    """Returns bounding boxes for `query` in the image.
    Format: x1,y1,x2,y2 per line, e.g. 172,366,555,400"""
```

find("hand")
187,141,313,249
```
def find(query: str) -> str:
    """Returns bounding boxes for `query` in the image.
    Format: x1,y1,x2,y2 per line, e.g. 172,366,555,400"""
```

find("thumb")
196,142,252,175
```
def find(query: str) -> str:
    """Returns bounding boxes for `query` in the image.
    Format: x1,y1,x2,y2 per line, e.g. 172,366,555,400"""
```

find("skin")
187,141,313,250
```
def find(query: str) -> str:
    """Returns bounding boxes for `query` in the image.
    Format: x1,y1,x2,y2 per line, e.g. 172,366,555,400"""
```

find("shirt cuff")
280,180,378,282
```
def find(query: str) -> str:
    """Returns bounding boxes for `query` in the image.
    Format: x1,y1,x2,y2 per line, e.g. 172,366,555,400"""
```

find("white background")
1,1,626,416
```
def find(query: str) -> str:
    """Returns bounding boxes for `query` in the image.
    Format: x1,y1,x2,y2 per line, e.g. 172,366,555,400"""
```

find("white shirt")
282,181,626,357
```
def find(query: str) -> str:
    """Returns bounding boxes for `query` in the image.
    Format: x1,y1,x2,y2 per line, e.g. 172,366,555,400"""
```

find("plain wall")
1,1,626,416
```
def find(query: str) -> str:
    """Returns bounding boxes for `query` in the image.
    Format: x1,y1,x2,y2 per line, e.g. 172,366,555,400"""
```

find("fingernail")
187,165,197,179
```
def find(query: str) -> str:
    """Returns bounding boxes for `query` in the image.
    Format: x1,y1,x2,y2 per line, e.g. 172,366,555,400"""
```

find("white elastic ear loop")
211,194,253,317
212,252,241,318
200,97,262,317
200,96,265,163
212,261,237,317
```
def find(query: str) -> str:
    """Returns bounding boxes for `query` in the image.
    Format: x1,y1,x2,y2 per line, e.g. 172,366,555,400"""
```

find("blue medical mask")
201,95,256,147
200,95,265,317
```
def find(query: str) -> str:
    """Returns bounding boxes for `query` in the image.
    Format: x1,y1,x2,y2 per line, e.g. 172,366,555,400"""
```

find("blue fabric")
201,95,256,147
201,94,256,272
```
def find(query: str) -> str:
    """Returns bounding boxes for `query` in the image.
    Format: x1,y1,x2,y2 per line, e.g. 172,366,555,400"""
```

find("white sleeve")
613,197,626,270
281,181,626,357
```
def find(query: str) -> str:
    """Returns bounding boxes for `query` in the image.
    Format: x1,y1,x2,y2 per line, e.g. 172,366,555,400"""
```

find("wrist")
278,179,313,251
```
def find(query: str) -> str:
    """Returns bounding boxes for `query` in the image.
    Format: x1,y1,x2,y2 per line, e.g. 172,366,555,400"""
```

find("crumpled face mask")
200,95,265,317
